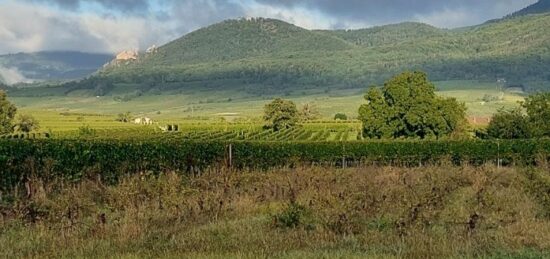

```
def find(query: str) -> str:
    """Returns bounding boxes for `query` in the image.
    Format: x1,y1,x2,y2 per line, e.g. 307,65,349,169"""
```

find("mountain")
149,18,352,65
0,51,112,85
509,0,550,17
73,13,550,96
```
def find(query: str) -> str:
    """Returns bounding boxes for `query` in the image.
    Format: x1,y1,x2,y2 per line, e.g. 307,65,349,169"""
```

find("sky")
0,0,538,55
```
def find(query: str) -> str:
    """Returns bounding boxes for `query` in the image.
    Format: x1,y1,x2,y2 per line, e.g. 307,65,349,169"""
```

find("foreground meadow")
1,165,549,258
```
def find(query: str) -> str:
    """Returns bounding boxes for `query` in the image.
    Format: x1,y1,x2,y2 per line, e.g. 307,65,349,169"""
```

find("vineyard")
5,122,364,142
1,137,549,191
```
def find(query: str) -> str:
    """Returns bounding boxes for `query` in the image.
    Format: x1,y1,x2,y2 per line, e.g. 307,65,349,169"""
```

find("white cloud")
242,1,334,29
414,8,478,29
0,66,33,85
0,1,176,54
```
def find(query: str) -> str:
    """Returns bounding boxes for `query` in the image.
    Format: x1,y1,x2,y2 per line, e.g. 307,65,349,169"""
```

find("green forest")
64,14,550,96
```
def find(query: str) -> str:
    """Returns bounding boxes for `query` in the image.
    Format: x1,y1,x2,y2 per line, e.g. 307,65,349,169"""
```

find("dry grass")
0,165,549,258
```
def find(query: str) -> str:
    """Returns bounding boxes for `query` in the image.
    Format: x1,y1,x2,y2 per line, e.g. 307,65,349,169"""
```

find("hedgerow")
0,139,549,191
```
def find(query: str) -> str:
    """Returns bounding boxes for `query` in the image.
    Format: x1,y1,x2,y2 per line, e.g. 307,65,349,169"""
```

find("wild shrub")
273,202,310,229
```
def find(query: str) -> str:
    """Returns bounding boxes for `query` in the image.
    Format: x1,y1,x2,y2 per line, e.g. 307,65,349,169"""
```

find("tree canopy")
523,92,550,138
358,71,467,139
488,92,550,139
0,90,17,135
264,98,299,131
85,15,550,96
486,108,531,139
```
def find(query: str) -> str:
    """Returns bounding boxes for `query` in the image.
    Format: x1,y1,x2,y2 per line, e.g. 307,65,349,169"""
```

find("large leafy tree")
264,98,299,131
487,93,550,139
0,90,17,134
522,92,550,138
486,108,530,139
358,71,467,139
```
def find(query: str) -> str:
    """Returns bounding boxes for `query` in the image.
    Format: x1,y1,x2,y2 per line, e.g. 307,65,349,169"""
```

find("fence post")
228,144,233,168
342,144,346,169
497,140,501,170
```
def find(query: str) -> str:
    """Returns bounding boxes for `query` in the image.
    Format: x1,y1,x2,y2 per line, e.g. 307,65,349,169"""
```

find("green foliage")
0,90,17,135
1,139,548,191
487,108,531,139
522,92,550,138
115,112,132,123
488,93,550,139
358,71,467,139
273,203,309,229
334,113,348,121
264,98,299,131
77,125,97,138
81,14,550,96
14,114,40,133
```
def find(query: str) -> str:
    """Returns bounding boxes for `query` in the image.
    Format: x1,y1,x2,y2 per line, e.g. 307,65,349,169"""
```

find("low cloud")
0,66,33,85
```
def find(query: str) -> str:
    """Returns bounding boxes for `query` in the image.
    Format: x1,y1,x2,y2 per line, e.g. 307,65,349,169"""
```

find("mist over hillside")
0,51,112,85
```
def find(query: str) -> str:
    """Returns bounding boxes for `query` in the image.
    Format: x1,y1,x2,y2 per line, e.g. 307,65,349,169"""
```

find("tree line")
1,71,548,139
264,71,549,140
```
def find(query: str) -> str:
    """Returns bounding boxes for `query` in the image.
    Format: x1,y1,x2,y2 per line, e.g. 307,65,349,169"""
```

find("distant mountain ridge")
509,0,550,17
83,13,550,96
0,51,112,85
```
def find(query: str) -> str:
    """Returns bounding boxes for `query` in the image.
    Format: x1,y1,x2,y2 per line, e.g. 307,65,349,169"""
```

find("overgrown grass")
1,165,549,258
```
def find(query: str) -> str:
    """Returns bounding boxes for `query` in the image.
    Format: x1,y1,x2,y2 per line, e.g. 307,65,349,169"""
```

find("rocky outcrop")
115,50,138,61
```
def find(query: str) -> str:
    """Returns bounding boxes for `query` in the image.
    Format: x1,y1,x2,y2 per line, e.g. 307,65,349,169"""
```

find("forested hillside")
509,0,550,17
81,14,550,95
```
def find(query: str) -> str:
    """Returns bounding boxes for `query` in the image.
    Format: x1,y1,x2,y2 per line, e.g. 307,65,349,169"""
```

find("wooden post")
497,141,501,170
342,144,346,169
342,156,346,169
228,144,233,168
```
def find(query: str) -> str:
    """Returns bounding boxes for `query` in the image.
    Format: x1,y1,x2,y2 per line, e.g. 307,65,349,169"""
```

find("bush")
334,113,348,121
78,125,97,137
14,114,39,133
116,112,132,123
273,203,309,229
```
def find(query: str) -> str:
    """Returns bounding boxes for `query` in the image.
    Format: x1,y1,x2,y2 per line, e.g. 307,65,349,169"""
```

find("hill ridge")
80,14,550,95
509,0,550,17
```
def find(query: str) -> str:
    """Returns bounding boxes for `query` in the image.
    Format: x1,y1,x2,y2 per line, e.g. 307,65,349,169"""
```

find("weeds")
0,165,549,258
